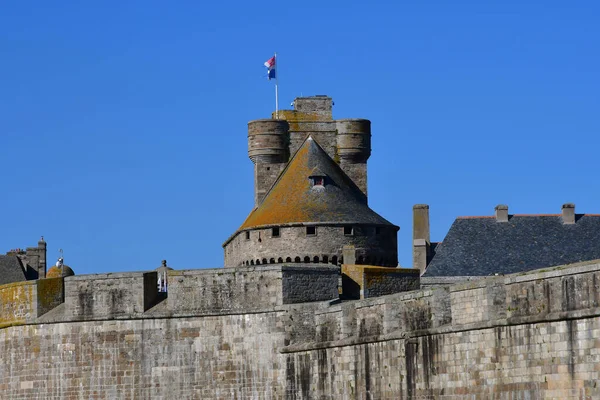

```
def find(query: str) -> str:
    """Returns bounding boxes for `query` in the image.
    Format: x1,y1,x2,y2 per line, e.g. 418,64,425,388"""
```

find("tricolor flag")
264,55,276,80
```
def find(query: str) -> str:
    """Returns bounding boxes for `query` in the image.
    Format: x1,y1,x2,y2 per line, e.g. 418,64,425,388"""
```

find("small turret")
248,119,290,164
336,119,371,163
248,119,290,206
336,119,371,196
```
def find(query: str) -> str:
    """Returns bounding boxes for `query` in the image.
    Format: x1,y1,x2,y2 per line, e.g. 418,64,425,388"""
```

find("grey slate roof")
0,255,27,285
423,215,600,277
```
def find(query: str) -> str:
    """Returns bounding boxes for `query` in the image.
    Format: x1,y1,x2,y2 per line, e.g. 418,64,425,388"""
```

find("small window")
306,226,316,236
310,174,326,187
245,231,250,240
272,227,280,238
344,226,353,236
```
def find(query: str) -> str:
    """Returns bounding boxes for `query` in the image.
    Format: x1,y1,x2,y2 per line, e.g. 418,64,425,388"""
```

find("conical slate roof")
238,136,396,230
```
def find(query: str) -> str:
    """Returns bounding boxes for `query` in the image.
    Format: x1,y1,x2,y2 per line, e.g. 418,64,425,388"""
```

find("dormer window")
309,168,327,188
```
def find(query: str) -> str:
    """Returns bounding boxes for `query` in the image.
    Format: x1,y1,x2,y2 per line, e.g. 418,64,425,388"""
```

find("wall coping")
66,271,153,281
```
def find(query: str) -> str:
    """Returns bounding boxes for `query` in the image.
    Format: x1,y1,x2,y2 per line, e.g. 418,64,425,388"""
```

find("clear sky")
1,1,599,274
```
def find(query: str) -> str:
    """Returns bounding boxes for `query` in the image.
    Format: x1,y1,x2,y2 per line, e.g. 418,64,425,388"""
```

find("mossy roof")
46,265,75,278
238,136,397,231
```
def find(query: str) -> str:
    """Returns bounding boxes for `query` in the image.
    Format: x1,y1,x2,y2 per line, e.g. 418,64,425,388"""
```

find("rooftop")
234,136,396,233
424,214,600,277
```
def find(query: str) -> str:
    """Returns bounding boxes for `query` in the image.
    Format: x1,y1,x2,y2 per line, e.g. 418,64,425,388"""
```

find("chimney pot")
495,204,509,222
562,203,575,224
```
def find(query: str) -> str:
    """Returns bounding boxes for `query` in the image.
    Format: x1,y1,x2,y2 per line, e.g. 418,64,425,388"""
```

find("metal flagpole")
274,52,279,119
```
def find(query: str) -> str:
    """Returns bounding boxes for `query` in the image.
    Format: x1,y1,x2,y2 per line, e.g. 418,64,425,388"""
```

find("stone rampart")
2,260,600,398
0,277,63,327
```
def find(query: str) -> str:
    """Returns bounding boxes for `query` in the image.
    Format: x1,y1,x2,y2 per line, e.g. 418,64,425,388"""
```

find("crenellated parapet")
2,258,600,398
0,265,343,326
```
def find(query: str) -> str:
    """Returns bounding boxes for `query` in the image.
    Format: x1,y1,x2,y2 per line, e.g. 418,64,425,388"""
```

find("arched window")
250,260,255,265
313,256,319,263
294,256,301,263
332,256,338,265
304,256,310,263
256,259,261,265
278,257,283,263
269,258,275,264
322,255,329,264
286,257,292,263
262,258,267,265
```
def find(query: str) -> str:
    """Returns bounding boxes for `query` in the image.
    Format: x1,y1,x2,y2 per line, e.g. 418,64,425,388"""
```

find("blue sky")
1,1,598,274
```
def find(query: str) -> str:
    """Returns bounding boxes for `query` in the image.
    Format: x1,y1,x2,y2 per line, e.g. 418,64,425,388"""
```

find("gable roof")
423,215,600,277
0,255,27,285
237,136,397,231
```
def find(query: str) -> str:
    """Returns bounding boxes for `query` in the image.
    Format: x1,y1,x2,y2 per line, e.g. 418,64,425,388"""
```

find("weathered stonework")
224,224,398,268
2,259,600,398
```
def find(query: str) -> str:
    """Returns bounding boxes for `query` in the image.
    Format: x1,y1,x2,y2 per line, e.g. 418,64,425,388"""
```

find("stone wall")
3,260,600,398
281,260,600,399
65,272,160,320
224,224,398,268
0,277,63,327
342,264,420,299
0,313,288,399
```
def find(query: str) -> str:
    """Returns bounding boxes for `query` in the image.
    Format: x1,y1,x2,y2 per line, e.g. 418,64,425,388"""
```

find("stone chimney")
562,203,575,224
38,236,47,279
495,204,509,222
413,204,430,275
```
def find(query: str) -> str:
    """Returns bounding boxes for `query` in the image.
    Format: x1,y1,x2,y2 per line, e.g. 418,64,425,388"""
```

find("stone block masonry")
342,264,420,299
3,260,600,398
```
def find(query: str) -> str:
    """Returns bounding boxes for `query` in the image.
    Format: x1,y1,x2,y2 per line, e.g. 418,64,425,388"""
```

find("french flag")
264,56,276,80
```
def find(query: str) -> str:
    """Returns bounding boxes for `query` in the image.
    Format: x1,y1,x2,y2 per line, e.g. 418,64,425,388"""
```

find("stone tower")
223,96,398,267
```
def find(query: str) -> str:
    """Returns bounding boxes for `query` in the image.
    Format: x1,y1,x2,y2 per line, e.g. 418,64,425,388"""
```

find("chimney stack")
495,204,509,222
562,203,575,224
413,204,430,275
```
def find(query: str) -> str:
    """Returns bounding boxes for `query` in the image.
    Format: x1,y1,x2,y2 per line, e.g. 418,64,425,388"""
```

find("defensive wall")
1,261,600,399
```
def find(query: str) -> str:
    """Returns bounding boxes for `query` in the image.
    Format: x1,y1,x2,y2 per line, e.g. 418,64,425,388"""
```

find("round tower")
336,119,371,163
248,119,290,163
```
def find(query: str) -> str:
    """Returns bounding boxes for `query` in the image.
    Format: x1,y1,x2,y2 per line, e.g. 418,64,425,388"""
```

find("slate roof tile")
423,215,600,277
0,255,27,285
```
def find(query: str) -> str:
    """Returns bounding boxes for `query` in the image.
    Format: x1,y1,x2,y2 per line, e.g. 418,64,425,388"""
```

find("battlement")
2,257,600,398
0,265,342,326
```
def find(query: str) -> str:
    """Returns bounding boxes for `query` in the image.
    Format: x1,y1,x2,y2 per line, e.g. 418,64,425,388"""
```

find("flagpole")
275,52,279,119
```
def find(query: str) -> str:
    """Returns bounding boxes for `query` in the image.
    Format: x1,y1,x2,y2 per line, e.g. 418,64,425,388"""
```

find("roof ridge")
457,214,600,219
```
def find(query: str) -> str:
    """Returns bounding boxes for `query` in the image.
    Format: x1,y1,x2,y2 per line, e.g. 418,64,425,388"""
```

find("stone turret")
248,119,290,207
227,95,398,269
336,119,371,196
